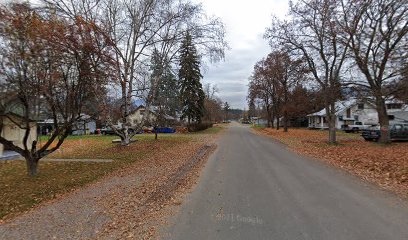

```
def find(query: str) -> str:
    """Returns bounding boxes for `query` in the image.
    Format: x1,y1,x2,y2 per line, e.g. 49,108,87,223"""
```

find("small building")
118,106,177,128
308,98,408,129
0,114,37,158
71,114,97,135
251,117,268,127
308,99,378,129
1,98,37,157
38,114,97,136
37,119,55,136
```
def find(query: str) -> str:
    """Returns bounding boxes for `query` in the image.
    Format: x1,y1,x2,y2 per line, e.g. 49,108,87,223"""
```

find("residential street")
164,123,408,240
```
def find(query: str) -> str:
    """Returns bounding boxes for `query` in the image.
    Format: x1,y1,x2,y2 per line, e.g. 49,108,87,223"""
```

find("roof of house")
390,111,408,122
308,97,408,118
131,105,176,121
0,112,36,123
307,99,358,117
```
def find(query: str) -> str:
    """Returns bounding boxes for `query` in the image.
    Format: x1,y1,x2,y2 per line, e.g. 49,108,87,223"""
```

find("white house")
118,105,177,128
307,98,407,129
38,114,97,135
0,114,37,158
1,97,37,158
71,114,97,135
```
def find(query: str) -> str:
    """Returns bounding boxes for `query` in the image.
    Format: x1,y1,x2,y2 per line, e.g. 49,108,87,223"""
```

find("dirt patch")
256,128,408,199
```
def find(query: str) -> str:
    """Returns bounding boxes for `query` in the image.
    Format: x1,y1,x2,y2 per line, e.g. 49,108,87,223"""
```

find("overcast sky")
0,0,289,109
197,0,289,109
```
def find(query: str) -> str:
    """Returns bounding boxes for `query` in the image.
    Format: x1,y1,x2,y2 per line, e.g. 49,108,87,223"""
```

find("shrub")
187,122,213,132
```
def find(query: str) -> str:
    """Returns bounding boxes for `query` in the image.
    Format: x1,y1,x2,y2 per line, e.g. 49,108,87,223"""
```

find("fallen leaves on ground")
0,127,224,240
0,133,211,221
97,133,220,240
257,128,408,198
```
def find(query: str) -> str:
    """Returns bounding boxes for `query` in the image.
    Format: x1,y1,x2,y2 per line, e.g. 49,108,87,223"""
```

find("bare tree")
47,0,227,145
202,83,223,123
0,3,110,176
248,50,306,131
339,0,408,143
265,51,305,132
265,0,349,143
248,63,275,128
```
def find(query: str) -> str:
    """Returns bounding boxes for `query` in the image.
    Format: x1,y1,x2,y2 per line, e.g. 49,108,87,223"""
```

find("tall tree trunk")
375,96,390,143
270,107,275,129
122,125,130,146
267,105,273,128
283,113,288,132
283,91,289,132
25,156,38,176
273,100,280,130
327,103,337,144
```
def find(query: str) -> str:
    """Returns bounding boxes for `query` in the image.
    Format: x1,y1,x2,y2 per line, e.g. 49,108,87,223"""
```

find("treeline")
248,0,407,143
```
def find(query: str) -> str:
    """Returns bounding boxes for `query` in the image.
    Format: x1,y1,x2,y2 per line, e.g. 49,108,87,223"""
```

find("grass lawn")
250,124,266,129
256,128,408,198
0,128,219,221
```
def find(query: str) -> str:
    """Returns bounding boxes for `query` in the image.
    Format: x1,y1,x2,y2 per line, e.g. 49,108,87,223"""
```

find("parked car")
342,121,374,133
361,123,408,141
100,127,117,135
153,127,176,133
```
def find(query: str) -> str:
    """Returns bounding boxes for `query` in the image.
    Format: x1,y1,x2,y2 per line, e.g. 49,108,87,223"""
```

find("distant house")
119,105,177,128
250,117,268,126
308,99,378,129
308,99,408,129
37,119,55,136
37,114,97,135
71,114,97,135
0,99,37,158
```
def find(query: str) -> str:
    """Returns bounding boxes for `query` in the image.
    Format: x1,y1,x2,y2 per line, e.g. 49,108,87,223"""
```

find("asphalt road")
163,123,408,240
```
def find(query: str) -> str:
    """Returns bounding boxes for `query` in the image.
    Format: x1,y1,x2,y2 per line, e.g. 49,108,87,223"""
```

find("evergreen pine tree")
178,32,205,124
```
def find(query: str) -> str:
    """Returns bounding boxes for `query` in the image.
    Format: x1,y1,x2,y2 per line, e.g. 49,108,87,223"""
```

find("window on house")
339,116,343,121
388,115,395,120
354,115,359,121
346,108,351,118
357,103,364,110
323,117,327,123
